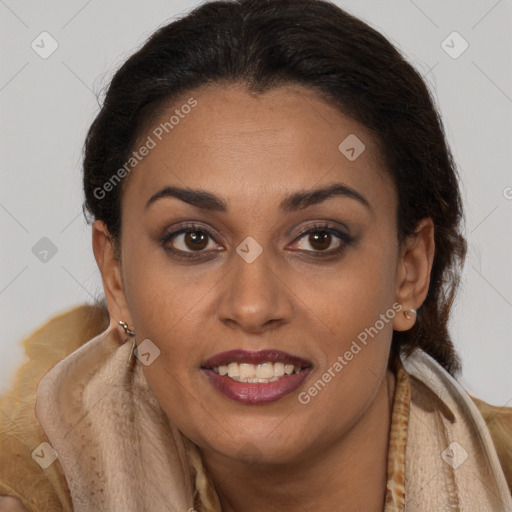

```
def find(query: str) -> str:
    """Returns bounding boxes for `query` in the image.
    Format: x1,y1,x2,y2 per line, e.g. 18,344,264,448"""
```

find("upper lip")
201,349,312,369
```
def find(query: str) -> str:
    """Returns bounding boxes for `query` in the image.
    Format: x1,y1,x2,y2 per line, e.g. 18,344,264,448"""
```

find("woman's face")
95,83,423,466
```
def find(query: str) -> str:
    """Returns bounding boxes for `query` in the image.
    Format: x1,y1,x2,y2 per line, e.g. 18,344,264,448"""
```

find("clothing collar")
395,349,512,511
384,359,409,510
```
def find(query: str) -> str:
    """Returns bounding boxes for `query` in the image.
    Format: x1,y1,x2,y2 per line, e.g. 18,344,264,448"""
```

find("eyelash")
160,222,353,261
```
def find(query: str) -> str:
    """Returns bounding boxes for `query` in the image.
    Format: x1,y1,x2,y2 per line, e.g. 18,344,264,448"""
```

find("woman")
1,0,511,510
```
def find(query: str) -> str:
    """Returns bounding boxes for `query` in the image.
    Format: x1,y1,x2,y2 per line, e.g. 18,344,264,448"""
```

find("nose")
216,247,293,334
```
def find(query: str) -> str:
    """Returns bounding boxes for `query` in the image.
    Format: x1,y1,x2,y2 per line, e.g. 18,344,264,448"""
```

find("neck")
201,369,396,512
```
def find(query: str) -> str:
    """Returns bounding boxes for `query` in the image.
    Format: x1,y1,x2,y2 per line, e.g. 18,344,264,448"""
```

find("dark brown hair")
83,0,467,375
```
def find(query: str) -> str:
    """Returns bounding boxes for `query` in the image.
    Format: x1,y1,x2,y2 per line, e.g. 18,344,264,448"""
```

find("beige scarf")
34,324,512,511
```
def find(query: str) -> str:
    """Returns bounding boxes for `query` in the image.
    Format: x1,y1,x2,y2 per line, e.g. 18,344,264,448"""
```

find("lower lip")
202,367,312,404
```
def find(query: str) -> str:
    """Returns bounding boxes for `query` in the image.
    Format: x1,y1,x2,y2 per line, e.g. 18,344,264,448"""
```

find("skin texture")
92,83,434,511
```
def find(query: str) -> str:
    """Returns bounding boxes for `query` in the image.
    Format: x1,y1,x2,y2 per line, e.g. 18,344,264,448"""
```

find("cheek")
302,228,398,341
293,231,398,414
121,248,213,403
122,233,217,334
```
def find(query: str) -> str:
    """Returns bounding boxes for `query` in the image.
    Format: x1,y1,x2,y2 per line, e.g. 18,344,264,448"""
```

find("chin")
207,431,307,467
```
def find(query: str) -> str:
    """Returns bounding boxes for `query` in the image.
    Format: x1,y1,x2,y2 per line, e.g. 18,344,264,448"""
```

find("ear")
392,217,435,332
92,220,133,329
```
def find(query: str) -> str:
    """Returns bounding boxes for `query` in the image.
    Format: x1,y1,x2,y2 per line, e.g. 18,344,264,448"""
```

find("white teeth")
212,362,304,382
227,362,239,378
256,362,274,379
239,363,254,379
274,362,285,377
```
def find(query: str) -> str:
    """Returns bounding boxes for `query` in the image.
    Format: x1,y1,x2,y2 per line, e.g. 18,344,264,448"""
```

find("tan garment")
1,304,511,511
385,355,512,511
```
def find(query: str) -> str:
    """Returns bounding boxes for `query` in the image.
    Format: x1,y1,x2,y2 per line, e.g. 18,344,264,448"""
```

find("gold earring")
403,309,417,320
119,321,136,367
119,320,135,336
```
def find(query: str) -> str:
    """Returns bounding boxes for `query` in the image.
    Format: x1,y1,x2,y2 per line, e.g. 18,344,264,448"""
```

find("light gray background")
1,0,511,405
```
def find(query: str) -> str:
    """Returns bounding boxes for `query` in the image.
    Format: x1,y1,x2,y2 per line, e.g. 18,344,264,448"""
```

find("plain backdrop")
1,0,511,405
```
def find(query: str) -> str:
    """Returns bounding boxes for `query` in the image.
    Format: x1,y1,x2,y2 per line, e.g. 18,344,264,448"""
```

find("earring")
403,309,417,320
119,320,135,337
119,321,136,367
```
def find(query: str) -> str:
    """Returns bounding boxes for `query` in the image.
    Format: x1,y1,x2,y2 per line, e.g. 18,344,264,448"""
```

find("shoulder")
471,395,512,494
0,303,109,512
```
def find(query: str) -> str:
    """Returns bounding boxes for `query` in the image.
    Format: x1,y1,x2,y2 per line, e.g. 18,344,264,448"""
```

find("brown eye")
293,227,345,253
163,226,218,255
308,231,332,251
161,222,352,262
183,230,209,251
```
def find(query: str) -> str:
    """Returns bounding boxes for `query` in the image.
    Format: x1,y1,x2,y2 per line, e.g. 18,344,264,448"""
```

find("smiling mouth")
210,361,306,383
201,349,312,387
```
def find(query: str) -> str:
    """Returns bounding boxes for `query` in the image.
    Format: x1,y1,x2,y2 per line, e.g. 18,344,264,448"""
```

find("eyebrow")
145,183,372,213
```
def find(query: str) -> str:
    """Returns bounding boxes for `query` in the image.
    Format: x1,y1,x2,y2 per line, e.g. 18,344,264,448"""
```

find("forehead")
124,82,393,212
